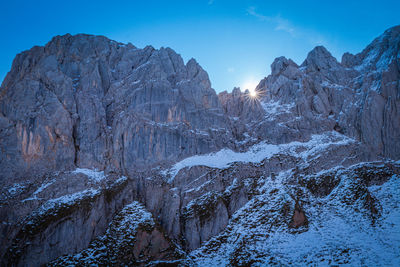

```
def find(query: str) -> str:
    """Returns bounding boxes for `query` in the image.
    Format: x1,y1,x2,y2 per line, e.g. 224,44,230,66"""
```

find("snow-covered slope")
188,162,400,266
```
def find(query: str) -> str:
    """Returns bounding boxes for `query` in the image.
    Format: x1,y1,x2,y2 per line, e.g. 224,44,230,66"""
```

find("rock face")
0,34,230,181
48,201,182,266
0,26,399,266
252,26,400,157
189,161,400,266
218,26,400,159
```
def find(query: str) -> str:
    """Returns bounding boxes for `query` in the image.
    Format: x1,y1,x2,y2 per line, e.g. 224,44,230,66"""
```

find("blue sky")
0,0,399,92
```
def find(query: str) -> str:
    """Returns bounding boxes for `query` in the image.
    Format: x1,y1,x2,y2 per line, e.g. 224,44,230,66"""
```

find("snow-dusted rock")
48,201,182,266
0,25,400,266
188,162,400,266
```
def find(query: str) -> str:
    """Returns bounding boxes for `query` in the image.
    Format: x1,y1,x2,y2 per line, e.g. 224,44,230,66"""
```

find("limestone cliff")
0,26,399,266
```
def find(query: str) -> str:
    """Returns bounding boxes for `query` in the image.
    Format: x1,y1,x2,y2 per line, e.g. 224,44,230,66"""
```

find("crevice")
166,48,177,74
97,60,110,95
39,78,72,116
120,133,126,176
72,122,80,166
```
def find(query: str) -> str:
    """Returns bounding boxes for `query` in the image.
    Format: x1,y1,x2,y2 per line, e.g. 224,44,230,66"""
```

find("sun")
241,79,262,103
241,80,259,95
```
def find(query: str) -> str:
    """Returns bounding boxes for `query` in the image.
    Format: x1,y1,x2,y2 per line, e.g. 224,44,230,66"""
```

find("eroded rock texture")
0,34,230,181
219,26,400,157
0,26,399,266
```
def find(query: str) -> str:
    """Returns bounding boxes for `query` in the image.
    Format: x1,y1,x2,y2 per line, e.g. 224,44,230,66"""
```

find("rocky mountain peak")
186,58,211,88
378,24,400,45
343,24,400,71
341,52,360,68
301,45,341,71
231,87,242,96
270,56,298,76
0,33,229,180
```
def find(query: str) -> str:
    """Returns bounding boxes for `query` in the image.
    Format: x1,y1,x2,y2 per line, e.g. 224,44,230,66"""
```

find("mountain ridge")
0,25,399,266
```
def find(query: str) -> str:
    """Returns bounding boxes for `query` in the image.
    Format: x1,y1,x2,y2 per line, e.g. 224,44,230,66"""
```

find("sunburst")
244,87,265,107
240,79,266,108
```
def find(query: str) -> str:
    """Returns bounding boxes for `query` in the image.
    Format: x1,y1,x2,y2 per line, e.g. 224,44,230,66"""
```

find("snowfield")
163,131,355,182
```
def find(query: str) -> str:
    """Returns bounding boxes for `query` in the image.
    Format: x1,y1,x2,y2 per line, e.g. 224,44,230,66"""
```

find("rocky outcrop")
0,172,134,266
247,25,400,158
0,34,231,181
189,161,400,266
48,201,183,266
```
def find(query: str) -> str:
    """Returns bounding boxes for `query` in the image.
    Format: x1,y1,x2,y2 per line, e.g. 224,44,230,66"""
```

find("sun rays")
241,79,264,107
243,87,265,107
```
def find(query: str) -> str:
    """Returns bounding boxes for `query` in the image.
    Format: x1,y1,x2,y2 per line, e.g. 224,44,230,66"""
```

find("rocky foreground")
0,26,399,266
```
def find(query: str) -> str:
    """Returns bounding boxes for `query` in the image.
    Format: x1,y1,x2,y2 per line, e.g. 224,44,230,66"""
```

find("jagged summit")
301,45,341,71
270,56,298,76
342,24,400,70
224,25,400,158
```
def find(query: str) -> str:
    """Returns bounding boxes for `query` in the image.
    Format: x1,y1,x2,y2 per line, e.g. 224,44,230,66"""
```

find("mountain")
0,26,399,266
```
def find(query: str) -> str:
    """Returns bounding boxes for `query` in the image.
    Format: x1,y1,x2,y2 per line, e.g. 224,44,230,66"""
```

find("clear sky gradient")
1,0,399,92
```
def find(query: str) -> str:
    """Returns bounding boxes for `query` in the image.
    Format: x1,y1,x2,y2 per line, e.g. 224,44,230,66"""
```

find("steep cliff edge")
0,34,231,182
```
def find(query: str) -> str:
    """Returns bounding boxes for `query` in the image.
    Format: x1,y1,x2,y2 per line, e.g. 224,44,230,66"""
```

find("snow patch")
261,100,295,121
72,168,106,182
113,176,127,185
34,180,55,195
115,201,155,229
164,131,355,182
22,179,56,202
7,183,25,195
32,189,100,218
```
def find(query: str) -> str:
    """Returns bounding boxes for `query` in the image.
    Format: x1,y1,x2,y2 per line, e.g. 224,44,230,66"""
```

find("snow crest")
164,131,355,182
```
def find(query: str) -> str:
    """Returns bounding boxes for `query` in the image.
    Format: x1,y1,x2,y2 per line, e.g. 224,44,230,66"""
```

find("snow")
369,175,400,241
50,201,155,265
354,44,395,73
369,79,381,92
190,163,400,266
72,168,106,182
112,176,127,185
177,79,190,85
355,48,379,72
162,143,277,181
321,80,345,90
34,180,55,195
133,61,151,71
32,188,100,218
7,183,25,195
22,179,56,202
235,132,258,146
164,131,355,182
261,100,295,121
112,201,155,230
376,53,394,72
